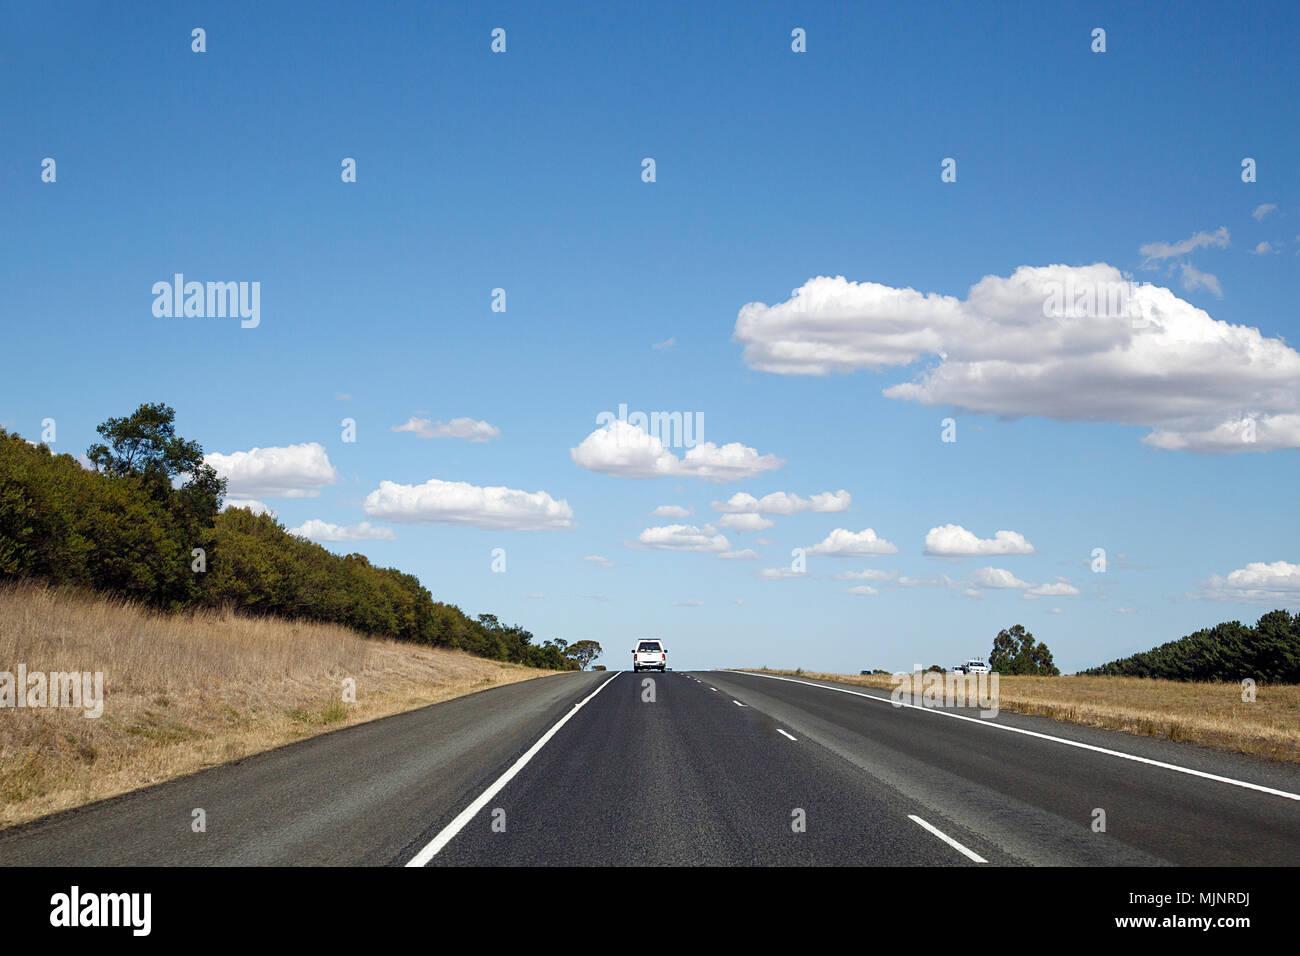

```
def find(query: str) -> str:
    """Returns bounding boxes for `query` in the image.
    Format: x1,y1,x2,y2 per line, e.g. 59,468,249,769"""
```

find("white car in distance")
632,639,667,672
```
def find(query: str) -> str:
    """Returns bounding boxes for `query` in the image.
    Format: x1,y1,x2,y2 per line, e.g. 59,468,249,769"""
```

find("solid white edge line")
777,728,798,741
723,671,1300,802
732,700,746,707
909,814,988,863
404,672,620,866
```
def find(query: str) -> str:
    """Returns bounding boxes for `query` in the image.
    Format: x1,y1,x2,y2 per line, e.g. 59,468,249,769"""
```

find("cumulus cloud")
362,478,574,530
840,585,879,596
222,498,276,517
717,513,775,532
1249,241,1275,255
970,567,1032,589
733,264,1300,452
289,519,396,542
206,443,339,498
924,524,1034,557
1143,414,1300,453
966,567,1079,599
718,548,759,561
1197,561,1300,605
392,416,500,442
757,567,809,580
710,490,851,515
582,554,613,567
651,504,693,518
806,528,898,557
1025,580,1081,598
832,568,899,582
571,420,783,482
631,524,731,552
1252,204,1278,222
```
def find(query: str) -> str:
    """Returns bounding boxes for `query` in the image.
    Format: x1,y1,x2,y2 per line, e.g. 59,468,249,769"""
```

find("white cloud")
758,567,808,580
1197,560,1300,605
651,504,693,518
362,478,574,530
711,490,851,515
734,264,1300,452
632,524,730,553
970,567,1032,589
718,548,759,561
571,420,784,482
523,593,545,600
392,416,500,443
1143,414,1300,453
1139,226,1230,264
289,519,396,542
965,567,1079,598
222,498,276,518
833,568,898,582
1249,241,1275,255
582,554,613,567
1252,204,1278,222
673,599,704,607
652,337,676,350
1180,262,1223,297
924,524,1034,557
840,585,879,596
206,443,339,498
716,512,775,532
806,528,898,557
1024,580,1081,598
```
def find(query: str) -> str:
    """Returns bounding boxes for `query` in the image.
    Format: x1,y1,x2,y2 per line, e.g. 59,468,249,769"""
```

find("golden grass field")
0,581,563,828
740,668,1300,764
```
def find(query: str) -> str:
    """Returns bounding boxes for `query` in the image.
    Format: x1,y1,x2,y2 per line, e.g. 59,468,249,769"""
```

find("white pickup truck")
632,639,667,672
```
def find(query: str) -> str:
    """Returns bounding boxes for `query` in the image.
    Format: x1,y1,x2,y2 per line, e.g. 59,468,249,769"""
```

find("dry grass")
0,581,563,828
739,668,1300,764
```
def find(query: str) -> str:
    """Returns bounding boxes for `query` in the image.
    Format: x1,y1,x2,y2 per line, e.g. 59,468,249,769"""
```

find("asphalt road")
2,669,1297,865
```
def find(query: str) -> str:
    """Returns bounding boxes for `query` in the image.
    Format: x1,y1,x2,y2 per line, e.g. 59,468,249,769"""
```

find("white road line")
404,672,620,867
908,814,988,863
732,700,746,707
777,728,798,741
710,687,718,692
725,671,1300,802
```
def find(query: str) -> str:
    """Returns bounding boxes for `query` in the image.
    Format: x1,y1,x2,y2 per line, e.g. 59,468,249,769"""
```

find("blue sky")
3,1,1298,673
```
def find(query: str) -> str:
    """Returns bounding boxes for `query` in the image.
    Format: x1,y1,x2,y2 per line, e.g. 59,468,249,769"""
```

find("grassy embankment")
738,668,1300,764
0,581,563,828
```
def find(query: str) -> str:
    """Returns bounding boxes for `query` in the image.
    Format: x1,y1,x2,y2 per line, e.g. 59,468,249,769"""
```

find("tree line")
1083,610,1300,683
0,404,597,671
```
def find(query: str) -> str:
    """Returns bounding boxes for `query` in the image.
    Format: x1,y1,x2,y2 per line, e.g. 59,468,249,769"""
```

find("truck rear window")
636,642,662,652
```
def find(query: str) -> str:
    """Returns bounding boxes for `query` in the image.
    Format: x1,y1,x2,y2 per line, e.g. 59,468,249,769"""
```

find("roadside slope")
0,582,563,828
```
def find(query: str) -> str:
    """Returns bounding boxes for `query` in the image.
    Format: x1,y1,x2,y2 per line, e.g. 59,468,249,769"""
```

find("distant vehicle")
632,639,667,672
960,658,991,675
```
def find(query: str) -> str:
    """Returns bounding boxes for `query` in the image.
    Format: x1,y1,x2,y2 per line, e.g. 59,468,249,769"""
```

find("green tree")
566,639,603,671
989,624,1060,675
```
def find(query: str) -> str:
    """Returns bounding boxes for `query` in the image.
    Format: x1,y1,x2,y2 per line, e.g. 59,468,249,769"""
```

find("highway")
2,670,1297,866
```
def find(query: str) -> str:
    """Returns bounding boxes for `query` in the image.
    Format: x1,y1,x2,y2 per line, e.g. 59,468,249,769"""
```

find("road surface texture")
2,670,1296,865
